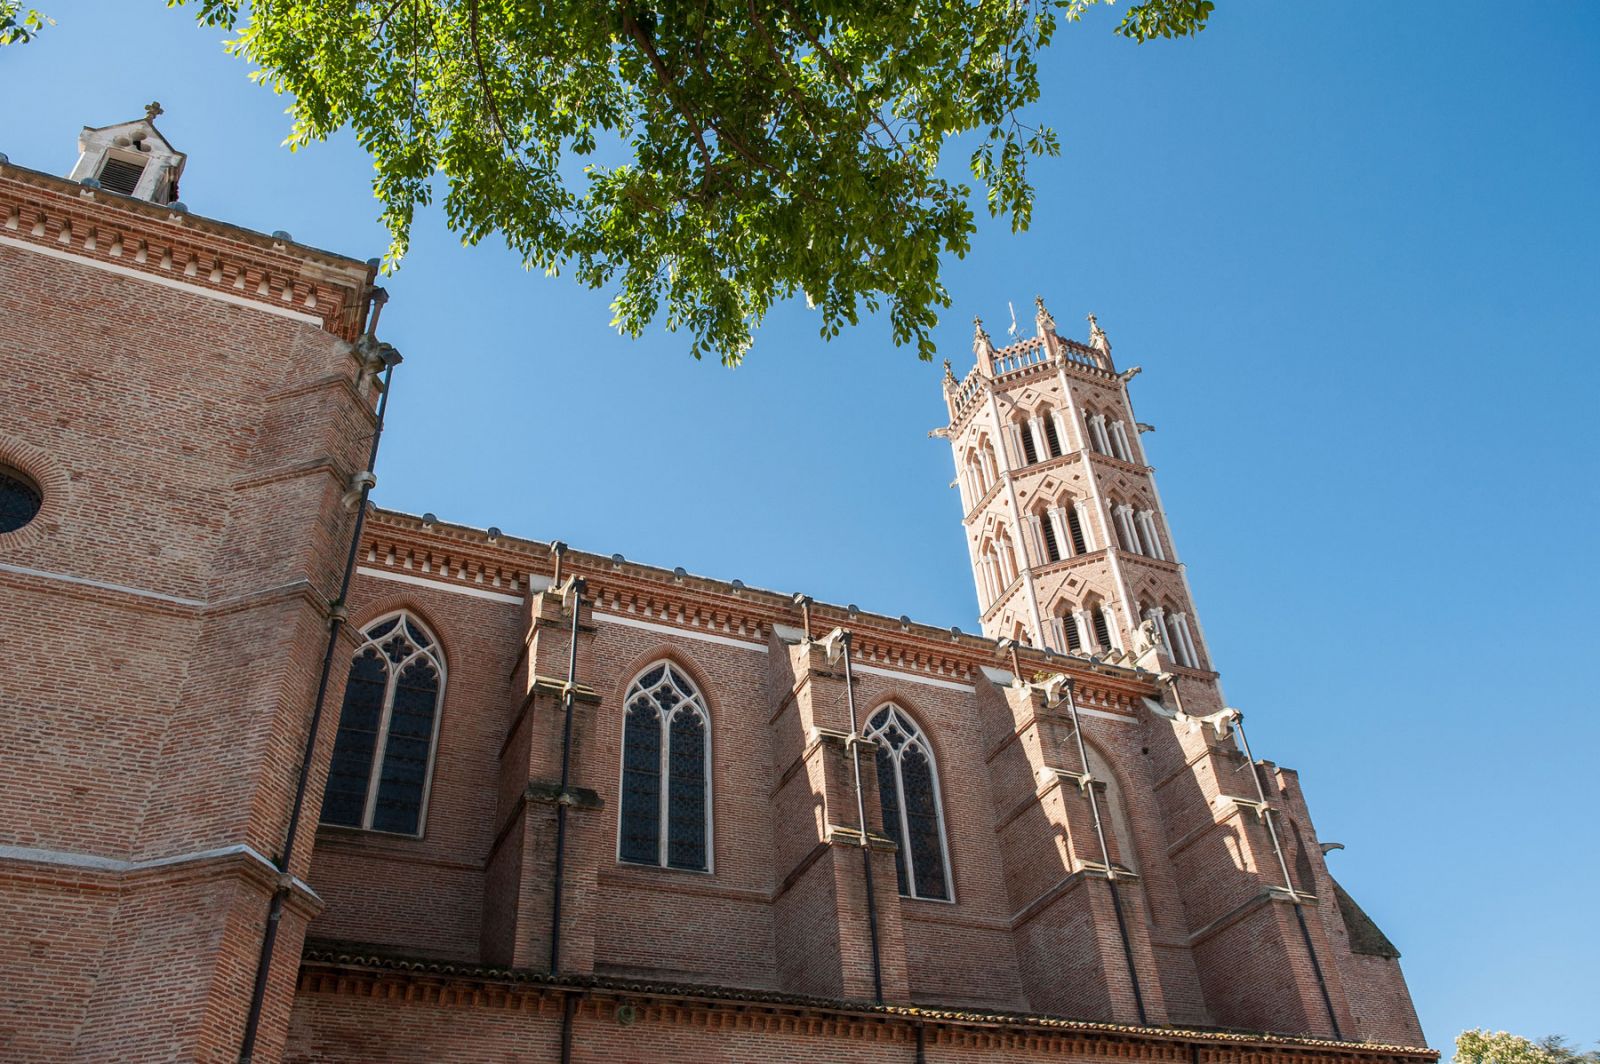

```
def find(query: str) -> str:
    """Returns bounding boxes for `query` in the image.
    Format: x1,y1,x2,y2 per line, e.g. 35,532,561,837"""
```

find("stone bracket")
525,780,604,811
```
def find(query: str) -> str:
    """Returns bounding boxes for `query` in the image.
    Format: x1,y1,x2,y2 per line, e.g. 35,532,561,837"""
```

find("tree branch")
776,0,905,153
468,0,516,151
620,4,715,170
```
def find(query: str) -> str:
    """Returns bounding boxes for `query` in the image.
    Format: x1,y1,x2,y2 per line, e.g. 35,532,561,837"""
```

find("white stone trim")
0,560,206,607
1078,705,1137,725
850,660,976,694
594,611,769,653
0,842,319,899
0,234,325,327
355,565,524,605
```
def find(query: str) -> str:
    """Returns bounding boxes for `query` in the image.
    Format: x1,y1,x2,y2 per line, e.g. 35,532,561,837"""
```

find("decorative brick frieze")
0,164,372,340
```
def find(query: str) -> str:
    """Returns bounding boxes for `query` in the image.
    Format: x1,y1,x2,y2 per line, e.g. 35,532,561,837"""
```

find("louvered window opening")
1063,614,1082,652
1020,424,1039,465
619,664,710,872
1067,508,1089,554
98,156,146,195
1093,609,1113,651
1043,417,1063,458
1040,515,1062,562
866,706,952,901
321,614,445,836
0,466,42,533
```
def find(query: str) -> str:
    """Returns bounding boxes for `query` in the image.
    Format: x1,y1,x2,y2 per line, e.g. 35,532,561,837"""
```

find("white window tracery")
866,705,953,901
321,612,446,836
618,662,712,871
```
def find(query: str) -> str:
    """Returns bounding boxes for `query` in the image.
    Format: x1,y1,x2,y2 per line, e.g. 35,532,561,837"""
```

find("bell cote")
66,102,186,205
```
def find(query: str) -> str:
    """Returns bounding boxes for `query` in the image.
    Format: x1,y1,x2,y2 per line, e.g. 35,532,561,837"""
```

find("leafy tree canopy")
1456,1030,1600,1064
4,0,1211,362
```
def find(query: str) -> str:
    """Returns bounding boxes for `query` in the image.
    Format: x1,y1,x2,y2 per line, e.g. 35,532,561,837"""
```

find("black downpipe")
1232,713,1342,1041
548,573,585,975
837,631,885,1004
238,336,400,1064
558,991,578,1064
1061,679,1147,1025
914,1023,927,1064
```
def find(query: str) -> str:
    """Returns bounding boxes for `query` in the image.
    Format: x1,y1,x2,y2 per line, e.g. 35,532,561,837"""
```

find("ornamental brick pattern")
0,118,1426,1063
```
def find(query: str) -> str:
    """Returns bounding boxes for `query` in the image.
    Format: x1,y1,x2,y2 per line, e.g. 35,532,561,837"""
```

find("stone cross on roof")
144,101,164,121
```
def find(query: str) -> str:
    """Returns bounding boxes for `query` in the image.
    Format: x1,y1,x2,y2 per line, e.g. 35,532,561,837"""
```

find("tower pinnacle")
1034,295,1055,337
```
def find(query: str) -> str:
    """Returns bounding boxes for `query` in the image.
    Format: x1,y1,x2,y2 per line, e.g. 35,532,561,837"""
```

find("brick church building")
0,112,1430,1063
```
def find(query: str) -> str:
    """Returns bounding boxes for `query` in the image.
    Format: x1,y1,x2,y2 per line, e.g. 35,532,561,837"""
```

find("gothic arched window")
619,663,711,871
866,705,952,901
321,613,445,836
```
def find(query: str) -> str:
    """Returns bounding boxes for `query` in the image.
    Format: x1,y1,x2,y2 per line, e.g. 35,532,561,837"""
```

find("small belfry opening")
67,102,186,206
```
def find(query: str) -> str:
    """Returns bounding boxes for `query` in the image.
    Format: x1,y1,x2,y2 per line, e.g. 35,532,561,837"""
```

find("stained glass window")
865,705,951,901
0,465,42,534
320,613,445,835
618,663,710,871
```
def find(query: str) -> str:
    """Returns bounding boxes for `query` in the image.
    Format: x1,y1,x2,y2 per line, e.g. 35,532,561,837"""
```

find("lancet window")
866,705,952,901
321,613,446,836
1109,420,1135,463
618,663,711,872
1041,407,1064,458
1018,414,1039,465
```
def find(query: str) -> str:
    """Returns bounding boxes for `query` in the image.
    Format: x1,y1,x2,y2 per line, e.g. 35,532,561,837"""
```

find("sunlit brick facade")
1,115,1427,1063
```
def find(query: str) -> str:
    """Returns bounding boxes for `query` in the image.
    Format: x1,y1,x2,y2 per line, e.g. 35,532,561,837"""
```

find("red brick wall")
0,166,373,1061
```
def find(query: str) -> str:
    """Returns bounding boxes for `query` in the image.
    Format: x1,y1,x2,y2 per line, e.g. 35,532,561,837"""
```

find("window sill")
614,857,714,878
316,822,425,844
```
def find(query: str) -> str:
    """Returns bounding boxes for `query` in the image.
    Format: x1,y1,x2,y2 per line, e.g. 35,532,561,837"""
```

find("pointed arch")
1013,409,1040,465
1080,740,1141,874
1031,498,1063,563
1038,402,1064,458
865,703,953,901
1054,599,1083,653
618,660,712,872
321,610,447,836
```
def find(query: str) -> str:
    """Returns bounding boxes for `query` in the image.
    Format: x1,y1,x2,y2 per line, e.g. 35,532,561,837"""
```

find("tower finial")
144,101,164,122
1087,312,1110,355
1034,295,1055,337
973,315,996,376
973,316,993,353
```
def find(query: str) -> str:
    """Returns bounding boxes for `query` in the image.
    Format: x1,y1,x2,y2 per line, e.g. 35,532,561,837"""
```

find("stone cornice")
0,161,374,340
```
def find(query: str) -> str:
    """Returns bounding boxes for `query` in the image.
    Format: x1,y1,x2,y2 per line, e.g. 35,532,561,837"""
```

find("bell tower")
940,298,1209,681
936,302,1417,1043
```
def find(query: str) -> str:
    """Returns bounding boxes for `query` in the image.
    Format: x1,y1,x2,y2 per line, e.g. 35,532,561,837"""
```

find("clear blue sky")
4,2,1596,1050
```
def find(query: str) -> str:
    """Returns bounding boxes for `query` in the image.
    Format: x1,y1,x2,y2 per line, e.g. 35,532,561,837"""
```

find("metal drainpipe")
1232,714,1342,1041
914,1023,927,1064
548,575,585,975
558,990,578,1064
1060,678,1148,1025
838,630,885,1004
237,328,401,1064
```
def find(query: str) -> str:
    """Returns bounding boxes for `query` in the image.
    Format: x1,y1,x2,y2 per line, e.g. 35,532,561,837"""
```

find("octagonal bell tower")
938,298,1211,684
